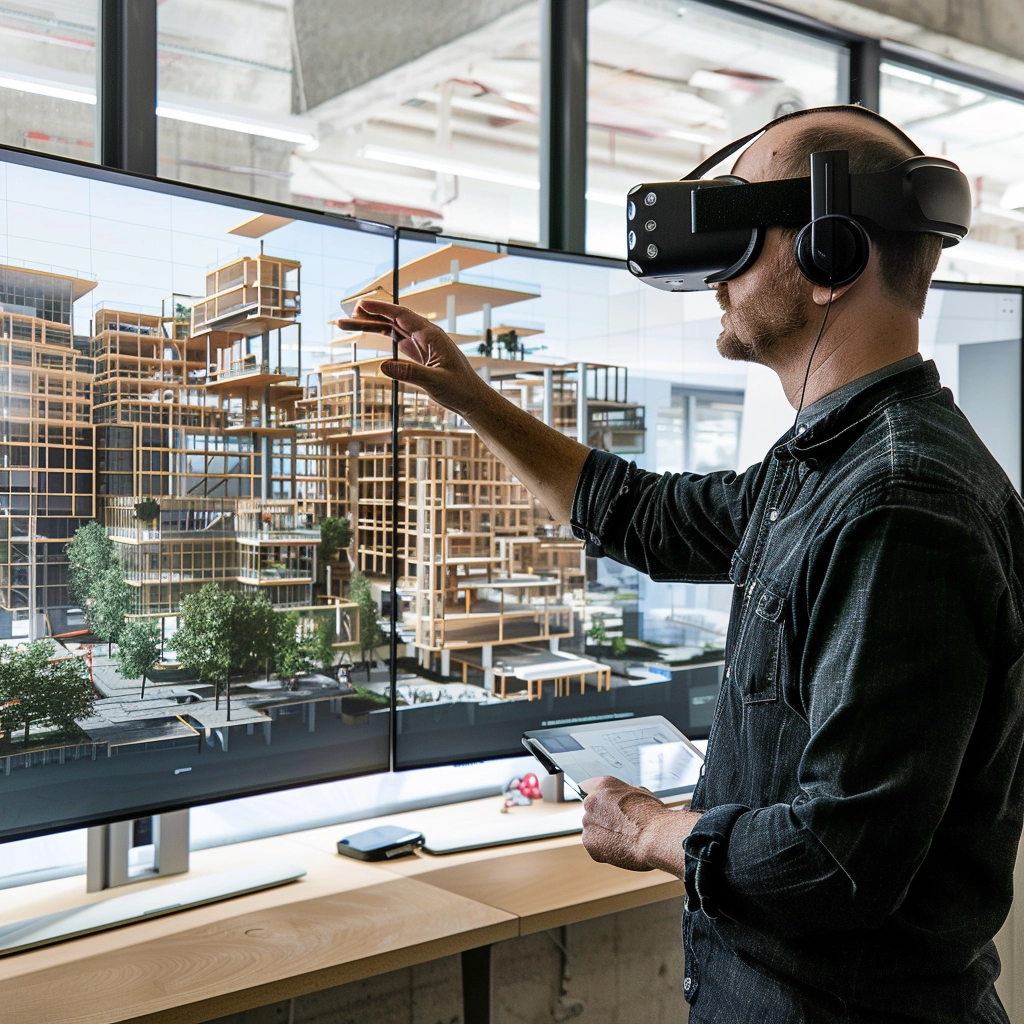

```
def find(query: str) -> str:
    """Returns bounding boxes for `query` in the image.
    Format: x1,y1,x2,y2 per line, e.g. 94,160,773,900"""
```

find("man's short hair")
773,114,943,316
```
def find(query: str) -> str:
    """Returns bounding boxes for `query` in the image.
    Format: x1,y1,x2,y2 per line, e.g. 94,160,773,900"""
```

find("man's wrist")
640,807,700,876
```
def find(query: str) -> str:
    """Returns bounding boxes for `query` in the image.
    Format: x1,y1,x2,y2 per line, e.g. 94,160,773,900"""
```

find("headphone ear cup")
794,215,871,287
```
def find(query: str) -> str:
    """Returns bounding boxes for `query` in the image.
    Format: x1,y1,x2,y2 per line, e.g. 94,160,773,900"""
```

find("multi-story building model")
295,244,645,697
90,255,326,620
0,265,97,639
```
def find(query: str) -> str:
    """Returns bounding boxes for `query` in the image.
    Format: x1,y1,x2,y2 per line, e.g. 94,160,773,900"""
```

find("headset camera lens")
628,260,643,275
628,231,636,250
644,192,657,206
627,201,636,220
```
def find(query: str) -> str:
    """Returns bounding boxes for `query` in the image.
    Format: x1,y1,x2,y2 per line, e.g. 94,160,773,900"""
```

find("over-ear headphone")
793,150,871,287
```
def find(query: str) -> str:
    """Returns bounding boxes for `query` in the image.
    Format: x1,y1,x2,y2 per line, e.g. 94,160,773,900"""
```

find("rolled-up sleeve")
570,448,764,582
681,493,1000,937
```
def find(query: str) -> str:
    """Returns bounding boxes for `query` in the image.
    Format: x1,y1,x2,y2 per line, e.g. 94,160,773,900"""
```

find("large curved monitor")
0,147,394,841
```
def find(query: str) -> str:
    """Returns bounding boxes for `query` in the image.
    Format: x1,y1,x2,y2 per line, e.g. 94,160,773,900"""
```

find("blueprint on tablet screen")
524,715,704,796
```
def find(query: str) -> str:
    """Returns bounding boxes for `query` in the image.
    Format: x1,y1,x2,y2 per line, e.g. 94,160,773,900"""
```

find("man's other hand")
580,776,699,877
336,299,489,418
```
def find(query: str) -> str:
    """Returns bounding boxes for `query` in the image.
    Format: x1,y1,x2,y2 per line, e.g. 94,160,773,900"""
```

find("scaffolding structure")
93,254,324,620
296,244,646,692
0,264,97,638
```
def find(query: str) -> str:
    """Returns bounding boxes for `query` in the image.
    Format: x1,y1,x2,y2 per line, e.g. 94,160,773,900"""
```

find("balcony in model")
104,497,239,542
234,500,320,545
190,255,300,338
202,356,296,392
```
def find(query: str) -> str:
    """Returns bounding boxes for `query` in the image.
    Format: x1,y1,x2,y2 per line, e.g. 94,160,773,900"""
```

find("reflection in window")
585,0,844,256
881,63,1024,285
0,3,96,160
656,386,743,475
157,0,540,241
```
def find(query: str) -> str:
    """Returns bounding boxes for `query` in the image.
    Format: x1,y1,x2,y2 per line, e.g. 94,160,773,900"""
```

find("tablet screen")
523,715,704,797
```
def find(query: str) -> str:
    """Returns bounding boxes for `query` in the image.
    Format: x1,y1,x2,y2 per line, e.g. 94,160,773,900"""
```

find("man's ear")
811,277,859,306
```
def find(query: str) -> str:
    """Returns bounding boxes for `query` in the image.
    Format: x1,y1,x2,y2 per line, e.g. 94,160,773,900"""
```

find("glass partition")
0,3,96,160
585,0,846,256
157,0,541,243
881,63,1024,286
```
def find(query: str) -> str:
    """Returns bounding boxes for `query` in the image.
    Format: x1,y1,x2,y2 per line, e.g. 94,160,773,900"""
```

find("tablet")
523,715,704,799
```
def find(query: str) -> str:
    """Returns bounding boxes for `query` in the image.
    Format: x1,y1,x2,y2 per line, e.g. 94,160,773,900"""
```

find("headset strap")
684,104,925,180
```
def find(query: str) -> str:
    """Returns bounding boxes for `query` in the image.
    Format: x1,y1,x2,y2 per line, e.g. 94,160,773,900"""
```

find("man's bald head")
731,107,941,316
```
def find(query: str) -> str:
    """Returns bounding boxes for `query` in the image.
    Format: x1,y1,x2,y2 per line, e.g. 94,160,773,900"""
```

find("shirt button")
619,485,629,496
683,977,692,992
769,508,779,521
796,422,808,434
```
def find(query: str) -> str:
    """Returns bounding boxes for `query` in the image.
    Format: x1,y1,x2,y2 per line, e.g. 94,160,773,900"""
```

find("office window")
585,0,846,257
157,0,541,243
881,63,1024,286
0,3,96,160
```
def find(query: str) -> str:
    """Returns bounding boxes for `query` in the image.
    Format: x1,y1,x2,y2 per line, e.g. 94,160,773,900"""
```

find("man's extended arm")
340,299,762,576
338,299,589,523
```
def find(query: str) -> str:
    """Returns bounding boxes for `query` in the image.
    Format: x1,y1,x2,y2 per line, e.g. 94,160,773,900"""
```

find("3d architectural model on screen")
0,200,727,802
299,243,646,706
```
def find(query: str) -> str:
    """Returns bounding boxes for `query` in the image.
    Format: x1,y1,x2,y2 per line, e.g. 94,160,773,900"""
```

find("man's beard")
715,250,808,363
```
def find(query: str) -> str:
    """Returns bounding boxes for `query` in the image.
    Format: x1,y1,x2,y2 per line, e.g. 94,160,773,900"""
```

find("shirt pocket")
735,579,785,705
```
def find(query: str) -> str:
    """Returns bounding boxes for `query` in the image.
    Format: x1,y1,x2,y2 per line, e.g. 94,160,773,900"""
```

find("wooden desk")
0,797,685,1024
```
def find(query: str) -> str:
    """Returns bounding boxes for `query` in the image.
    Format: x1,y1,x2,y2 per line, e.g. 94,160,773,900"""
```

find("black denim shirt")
571,360,1024,1023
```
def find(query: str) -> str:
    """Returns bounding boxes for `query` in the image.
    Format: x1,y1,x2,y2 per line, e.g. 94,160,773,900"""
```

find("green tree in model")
134,499,161,526
318,515,352,564
66,521,116,610
350,569,383,680
172,585,276,720
90,564,133,655
0,640,94,747
116,618,162,699
274,612,336,684
66,523,132,653
587,613,610,647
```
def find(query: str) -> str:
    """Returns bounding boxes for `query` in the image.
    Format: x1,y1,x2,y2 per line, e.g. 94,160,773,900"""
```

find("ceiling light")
362,145,538,190
0,75,94,104
156,105,318,147
362,144,625,205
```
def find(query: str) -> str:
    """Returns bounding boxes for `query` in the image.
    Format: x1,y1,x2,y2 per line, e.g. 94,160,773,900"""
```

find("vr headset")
626,105,972,292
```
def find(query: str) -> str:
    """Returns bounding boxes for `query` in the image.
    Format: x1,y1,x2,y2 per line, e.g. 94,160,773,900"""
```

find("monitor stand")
87,809,192,891
0,810,306,957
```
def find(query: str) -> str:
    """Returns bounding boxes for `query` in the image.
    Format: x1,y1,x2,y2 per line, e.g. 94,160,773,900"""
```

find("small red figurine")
518,772,542,800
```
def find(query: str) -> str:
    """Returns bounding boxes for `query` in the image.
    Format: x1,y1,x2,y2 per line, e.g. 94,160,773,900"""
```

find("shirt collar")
776,357,942,464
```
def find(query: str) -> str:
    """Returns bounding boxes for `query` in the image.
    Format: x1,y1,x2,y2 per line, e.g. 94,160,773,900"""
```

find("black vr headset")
625,105,972,292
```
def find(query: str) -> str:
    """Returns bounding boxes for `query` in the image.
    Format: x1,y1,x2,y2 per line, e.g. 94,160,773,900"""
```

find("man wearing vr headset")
341,105,1024,1023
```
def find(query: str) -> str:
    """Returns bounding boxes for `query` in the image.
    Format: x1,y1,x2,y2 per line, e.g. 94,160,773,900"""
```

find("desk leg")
462,943,492,1024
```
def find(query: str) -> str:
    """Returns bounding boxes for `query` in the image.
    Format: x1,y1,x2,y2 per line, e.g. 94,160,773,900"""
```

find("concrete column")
549,636,560,653
542,367,553,426
440,648,451,678
482,643,493,690
446,293,457,334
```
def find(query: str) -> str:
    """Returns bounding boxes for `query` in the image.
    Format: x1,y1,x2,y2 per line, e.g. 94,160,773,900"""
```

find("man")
340,106,1024,1023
